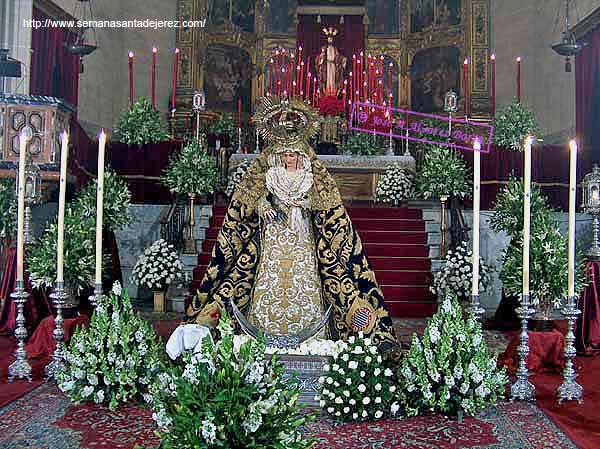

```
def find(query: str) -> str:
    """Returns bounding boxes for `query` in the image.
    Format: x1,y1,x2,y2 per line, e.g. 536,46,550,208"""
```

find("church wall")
48,0,177,133
492,0,599,143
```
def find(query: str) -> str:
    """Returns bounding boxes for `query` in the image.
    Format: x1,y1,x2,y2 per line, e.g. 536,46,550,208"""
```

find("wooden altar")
230,153,416,202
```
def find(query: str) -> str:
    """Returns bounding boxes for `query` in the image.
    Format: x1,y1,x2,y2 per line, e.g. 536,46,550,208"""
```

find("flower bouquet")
315,332,400,422
132,239,183,292
318,95,345,116
376,164,415,205
416,145,470,199
398,294,508,419
114,97,169,145
57,282,162,410
493,100,541,150
145,312,315,449
431,241,492,301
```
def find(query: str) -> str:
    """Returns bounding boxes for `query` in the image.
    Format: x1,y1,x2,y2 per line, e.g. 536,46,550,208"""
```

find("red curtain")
30,7,79,109
576,26,600,163
297,14,364,85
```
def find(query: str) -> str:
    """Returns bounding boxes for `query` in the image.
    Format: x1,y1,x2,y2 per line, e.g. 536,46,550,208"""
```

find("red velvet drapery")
29,7,79,109
576,26,600,162
297,14,364,84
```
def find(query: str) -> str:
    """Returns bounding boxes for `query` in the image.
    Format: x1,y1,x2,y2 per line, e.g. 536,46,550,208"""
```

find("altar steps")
190,206,437,318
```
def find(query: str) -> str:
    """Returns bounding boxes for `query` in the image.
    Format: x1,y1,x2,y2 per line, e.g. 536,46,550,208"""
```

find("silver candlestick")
255,128,260,153
8,281,32,382
511,294,536,401
557,294,583,403
471,294,485,323
45,281,67,380
88,282,103,308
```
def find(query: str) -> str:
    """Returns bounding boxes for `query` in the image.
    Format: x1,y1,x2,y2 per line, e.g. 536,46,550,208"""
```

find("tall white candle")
95,131,107,284
523,137,532,296
16,131,28,282
472,139,481,295
568,139,577,297
56,132,69,282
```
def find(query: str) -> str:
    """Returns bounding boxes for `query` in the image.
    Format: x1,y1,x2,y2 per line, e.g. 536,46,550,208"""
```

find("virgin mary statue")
187,96,397,351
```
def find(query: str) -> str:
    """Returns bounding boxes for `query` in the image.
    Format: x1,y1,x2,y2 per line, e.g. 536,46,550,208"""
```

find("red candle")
238,98,242,128
151,47,157,108
300,61,305,96
275,50,279,84
357,57,362,95
516,56,521,103
128,51,134,106
463,58,469,117
342,80,347,105
313,77,317,105
363,79,367,103
295,65,300,95
298,45,303,67
388,62,393,99
307,71,312,101
491,53,496,116
171,48,179,112
352,54,356,87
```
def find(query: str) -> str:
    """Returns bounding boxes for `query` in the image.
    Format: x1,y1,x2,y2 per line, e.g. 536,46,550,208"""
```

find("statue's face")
327,37,333,44
283,152,298,170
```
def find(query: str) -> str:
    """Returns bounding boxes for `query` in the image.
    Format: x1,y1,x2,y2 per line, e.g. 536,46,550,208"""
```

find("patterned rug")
0,382,576,449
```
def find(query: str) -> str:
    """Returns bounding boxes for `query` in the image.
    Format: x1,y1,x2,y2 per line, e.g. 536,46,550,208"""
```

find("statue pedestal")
275,354,330,407
230,154,416,202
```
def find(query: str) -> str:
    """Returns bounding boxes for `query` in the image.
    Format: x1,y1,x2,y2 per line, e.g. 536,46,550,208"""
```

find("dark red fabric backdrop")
30,7,79,109
297,14,364,84
576,26,600,163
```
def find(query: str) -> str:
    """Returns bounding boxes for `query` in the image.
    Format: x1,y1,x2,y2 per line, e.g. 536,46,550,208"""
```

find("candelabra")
557,294,583,403
183,193,197,254
8,281,32,382
510,294,536,400
471,294,485,323
88,282,103,307
439,195,449,258
45,281,67,379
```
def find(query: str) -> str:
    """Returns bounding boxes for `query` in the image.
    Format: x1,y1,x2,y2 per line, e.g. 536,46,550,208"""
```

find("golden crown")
322,27,339,37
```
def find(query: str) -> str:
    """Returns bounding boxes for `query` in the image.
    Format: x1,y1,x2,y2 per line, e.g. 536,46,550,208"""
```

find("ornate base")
45,283,67,380
8,284,32,382
154,291,166,313
276,354,330,407
183,238,197,254
510,377,536,401
557,378,583,404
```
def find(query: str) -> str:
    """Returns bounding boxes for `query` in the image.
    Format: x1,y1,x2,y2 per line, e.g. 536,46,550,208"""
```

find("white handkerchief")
165,324,213,360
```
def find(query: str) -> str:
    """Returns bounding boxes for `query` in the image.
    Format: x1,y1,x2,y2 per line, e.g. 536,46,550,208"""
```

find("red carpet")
0,382,578,449
192,206,437,318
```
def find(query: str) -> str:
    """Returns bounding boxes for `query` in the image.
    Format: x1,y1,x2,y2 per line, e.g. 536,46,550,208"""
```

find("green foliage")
161,140,219,195
316,332,400,422
493,100,541,150
0,178,16,240
491,177,586,308
146,312,315,449
342,132,385,156
209,112,238,148
74,171,132,232
398,294,508,418
114,97,169,145
27,208,97,293
489,177,553,238
500,222,587,308
416,145,470,199
57,283,162,410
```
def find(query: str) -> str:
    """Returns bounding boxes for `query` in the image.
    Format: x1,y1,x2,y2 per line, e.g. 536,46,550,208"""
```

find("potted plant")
27,208,97,313
131,239,184,313
376,164,415,206
492,100,541,150
161,140,219,253
416,145,470,257
491,178,586,328
114,97,169,146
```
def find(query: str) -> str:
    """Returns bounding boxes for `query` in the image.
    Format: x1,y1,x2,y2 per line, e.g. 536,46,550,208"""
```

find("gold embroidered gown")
248,167,325,335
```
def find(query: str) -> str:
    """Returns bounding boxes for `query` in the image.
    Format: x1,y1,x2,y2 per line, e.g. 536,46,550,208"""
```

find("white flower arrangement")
431,241,492,300
226,159,251,197
57,282,162,410
233,335,346,357
397,294,508,418
146,312,314,449
315,332,400,422
131,239,183,291
376,164,415,205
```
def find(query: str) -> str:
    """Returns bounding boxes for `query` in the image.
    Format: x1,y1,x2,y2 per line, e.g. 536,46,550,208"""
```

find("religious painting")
204,44,252,113
266,0,297,34
410,46,460,113
208,0,255,31
367,0,400,35
208,0,229,26
410,0,461,33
